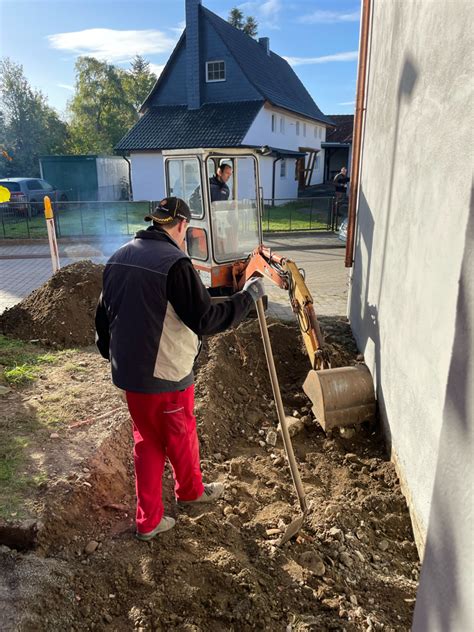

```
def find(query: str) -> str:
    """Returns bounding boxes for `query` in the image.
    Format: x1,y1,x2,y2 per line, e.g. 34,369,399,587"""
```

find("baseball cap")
144,197,191,224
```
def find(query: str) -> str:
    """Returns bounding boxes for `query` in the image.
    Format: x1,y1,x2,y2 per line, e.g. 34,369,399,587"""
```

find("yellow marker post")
44,196,60,273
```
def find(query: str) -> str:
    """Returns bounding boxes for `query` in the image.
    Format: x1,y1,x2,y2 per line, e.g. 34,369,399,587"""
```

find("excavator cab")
163,147,375,433
163,148,262,290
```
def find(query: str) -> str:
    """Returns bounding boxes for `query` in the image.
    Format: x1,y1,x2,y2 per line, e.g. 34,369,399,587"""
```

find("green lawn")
263,198,333,231
1,202,150,239
1,198,335,238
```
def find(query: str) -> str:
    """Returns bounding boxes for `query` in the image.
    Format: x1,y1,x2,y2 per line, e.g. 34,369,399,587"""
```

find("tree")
228,7,258,37
67,56,157,154
124,55,157,112
0,58,68,176
228,8,244,30
243,16,258,38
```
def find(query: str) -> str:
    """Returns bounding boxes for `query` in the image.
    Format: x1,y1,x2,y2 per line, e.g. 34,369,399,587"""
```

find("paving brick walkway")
0,233,348,318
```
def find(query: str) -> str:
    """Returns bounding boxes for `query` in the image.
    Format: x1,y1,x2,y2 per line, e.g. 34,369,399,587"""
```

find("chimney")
186,0,201,110
258,37,270,55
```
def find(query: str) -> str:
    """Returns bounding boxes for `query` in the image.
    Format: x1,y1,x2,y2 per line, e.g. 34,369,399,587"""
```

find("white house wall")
257,155,299,202
243,105,327,191
349,2,472,629
130,152,165,201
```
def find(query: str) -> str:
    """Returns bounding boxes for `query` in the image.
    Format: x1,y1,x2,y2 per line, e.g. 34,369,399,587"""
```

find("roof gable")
141,4,331,126
202,8,332,125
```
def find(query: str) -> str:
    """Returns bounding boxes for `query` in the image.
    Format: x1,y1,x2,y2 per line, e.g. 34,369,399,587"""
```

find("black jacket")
95,226,252,393
209,175,230,202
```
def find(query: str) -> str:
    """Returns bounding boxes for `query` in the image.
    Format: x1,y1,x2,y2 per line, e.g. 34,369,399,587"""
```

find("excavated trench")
0,263,419,631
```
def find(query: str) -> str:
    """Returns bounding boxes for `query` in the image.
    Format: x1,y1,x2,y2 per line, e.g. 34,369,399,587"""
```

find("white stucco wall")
243,105,327,188
130,152,165,201
349,2,473,627
258,155,298,201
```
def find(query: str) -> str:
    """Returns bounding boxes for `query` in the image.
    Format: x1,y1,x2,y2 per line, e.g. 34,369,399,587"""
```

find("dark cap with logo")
144,197,191,224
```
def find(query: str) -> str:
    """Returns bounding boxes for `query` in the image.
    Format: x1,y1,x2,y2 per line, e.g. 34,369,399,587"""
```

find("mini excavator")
163,147,375,432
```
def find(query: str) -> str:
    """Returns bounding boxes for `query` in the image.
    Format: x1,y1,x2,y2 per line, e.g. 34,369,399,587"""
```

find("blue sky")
0,0,360,118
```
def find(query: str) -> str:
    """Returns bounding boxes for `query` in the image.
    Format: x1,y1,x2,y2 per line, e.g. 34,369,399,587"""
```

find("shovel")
255,297,308,546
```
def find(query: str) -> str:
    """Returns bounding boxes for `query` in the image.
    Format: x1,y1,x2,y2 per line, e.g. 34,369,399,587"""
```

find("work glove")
242,277,266,303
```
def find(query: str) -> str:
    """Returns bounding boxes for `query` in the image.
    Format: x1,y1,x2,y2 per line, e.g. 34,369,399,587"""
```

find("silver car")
0,177,69,215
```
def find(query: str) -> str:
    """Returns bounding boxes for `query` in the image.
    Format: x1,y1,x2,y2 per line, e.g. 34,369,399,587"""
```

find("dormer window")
206,61,225,82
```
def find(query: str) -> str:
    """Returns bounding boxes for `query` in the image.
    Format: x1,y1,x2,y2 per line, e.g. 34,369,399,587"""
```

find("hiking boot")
179,482,224,504
135,516,175,541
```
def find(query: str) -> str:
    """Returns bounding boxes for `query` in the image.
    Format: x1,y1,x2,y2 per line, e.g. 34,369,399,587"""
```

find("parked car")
0,178,69,216
338,216,348,244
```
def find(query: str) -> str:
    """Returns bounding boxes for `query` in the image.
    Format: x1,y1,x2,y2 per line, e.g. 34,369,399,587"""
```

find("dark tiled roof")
325,115,354,143
203,8,333,126
115,101,263,151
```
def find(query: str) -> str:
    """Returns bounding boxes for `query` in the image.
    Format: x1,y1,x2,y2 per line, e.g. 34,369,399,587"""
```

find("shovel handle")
255,298,307,513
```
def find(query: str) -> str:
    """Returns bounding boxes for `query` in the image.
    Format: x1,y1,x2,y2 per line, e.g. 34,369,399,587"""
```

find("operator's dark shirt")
209,175,230,202
334,173,350,194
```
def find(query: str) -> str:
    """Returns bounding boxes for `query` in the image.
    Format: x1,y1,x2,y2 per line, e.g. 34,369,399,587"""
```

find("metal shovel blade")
277,513,306,546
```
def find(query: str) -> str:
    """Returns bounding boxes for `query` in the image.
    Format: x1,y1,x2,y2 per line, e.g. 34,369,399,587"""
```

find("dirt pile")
0,318,419,631
0,261,103,348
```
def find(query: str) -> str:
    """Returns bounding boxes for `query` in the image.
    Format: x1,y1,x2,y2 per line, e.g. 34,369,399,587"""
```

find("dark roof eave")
321,142,352,148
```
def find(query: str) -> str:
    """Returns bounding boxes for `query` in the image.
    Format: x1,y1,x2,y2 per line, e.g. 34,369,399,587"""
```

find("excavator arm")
233,245,331,371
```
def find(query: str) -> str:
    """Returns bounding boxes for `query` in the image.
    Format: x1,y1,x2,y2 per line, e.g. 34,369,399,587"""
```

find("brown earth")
0,261,103,348
0,317,419,631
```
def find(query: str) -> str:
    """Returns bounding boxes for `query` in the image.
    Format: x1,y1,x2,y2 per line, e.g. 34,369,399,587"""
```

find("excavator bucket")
303,364,376,432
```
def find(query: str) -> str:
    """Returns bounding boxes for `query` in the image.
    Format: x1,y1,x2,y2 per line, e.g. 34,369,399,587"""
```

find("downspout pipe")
345,0,371,267
123,155,133,200
272,155,282,206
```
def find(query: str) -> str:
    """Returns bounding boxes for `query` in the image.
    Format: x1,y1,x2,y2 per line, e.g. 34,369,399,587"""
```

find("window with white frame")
303,123,306,137
280,159,286,178
271,114,276,132
206,61,225,82
314,126,318,138
296,121,300,136
280,116,285,133
318,126,322,138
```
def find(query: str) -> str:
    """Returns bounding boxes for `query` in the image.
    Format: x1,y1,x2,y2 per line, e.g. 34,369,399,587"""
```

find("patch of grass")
37,410,62,427
0,435,36,518
63,362,88,373
263,198,333,231
4,363,38,384
36,353,59,364
0,335,75,386
1,202,149,239
0,335,39,367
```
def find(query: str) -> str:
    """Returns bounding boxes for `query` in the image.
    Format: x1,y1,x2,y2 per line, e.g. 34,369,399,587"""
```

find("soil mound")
0,261,103,348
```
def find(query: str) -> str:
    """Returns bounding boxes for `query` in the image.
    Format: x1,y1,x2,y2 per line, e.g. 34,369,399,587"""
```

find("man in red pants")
95,197,265,541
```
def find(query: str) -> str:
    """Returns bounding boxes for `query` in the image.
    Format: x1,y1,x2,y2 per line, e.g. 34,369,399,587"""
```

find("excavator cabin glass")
207,156,260,263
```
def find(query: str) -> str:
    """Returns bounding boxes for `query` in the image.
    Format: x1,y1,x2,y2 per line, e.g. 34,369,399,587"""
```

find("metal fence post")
55,206,61,238
125,203,130,235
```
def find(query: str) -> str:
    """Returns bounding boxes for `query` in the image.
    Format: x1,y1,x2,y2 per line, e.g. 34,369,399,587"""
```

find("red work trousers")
125,385,205,534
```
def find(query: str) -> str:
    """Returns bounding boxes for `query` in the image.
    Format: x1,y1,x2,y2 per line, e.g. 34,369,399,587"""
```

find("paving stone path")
0,233,348,318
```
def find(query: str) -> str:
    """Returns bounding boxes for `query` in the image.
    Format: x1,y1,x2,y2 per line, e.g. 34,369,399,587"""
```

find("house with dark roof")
322,114,354,182
116,0,333,202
